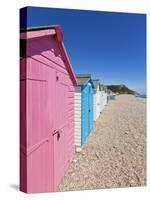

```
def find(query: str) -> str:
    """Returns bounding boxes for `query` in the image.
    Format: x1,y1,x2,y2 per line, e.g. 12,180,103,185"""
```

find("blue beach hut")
74,74,95,146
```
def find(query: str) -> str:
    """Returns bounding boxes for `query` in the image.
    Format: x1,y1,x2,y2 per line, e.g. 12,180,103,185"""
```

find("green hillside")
107,84,137,95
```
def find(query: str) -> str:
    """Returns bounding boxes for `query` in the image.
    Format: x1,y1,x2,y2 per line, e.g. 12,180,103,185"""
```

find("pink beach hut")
20,25,77,193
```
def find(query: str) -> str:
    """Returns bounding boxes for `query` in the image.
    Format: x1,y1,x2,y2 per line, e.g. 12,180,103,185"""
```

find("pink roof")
20,25,77,86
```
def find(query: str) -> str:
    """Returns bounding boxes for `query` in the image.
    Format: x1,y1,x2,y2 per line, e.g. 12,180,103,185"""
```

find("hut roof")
20,25,77,86
20,25,58,32
75,74,95,89
76,74,91,86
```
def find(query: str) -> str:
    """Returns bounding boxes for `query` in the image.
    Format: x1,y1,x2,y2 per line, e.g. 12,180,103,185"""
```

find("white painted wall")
99,91,104,112
94,87,101,121
74,87,81,146
103,93,108,106
99,91,107,112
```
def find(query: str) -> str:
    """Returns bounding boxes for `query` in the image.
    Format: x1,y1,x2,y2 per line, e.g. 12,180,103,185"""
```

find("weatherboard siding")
94,86,101,121
99,91,107,112
103,93,108,106
99,91,104,112
74,87,81,146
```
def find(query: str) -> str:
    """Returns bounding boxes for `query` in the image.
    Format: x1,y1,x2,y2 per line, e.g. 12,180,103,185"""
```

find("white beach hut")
103,86,108,106
107,88,117,101
93,80,101,121
99,85,107,111
107,89,111,102
99,85,104,112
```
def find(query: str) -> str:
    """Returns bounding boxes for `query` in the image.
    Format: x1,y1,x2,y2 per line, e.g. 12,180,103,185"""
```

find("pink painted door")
26,66,56,193
53,71,69,191
25,67,70,192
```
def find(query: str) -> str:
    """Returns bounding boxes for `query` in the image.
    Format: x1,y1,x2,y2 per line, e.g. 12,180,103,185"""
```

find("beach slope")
59,94,146,191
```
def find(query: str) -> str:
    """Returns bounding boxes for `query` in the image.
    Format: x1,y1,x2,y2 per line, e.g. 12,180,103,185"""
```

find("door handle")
53,130,59,136
53,130,61,141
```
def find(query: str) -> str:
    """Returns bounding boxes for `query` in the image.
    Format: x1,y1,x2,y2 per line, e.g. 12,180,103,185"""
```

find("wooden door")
20,58,56,193
88,85,93,134
25,72,55,193
53,71,69,191
81,85,89,145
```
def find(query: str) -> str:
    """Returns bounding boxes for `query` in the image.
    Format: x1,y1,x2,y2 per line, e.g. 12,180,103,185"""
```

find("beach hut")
107,89,116,101
20,25,77,193
101,85,108,107
93,79,101,121
74,74,94,146
107,89,111,103
99,85,104,112
110,93,116,100
103,86,108,105
99,84,106,111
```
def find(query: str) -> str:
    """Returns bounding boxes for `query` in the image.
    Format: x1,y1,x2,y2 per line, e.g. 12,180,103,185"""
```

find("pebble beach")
59,94,146,191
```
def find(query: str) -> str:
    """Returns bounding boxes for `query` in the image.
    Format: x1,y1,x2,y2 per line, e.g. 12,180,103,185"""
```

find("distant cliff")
107,84,137,95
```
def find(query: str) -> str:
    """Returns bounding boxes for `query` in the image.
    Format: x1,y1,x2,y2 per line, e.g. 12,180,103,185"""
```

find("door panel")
88,85,91,134
27,80,48,148
88,85,93,134
53,71,68,191
25,66,56,193
26,79,52,192
81,86,89,145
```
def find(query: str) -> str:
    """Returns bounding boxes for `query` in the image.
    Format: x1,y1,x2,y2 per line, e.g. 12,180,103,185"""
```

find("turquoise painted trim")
88,85,94,133
81,82,94,145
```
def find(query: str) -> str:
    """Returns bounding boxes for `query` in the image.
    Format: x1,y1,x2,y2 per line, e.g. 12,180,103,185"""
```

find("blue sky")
20,7,146,94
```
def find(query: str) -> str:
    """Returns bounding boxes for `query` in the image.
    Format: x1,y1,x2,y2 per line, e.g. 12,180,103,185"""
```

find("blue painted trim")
81,81,94,145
